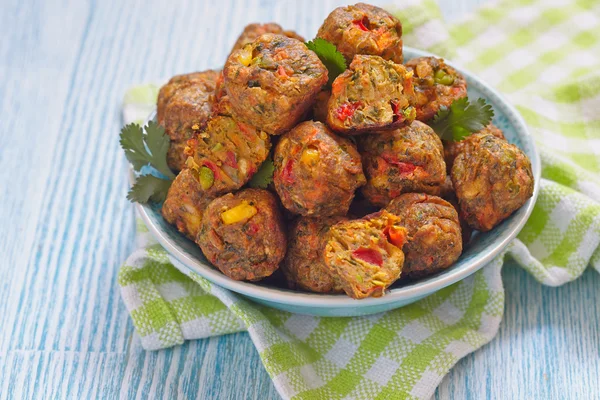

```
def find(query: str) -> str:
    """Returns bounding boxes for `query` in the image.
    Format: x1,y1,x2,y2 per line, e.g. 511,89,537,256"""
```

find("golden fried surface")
283,216,347,293
162,169,213,240
197,189,286,281
451,133,534,231
274,121,365,216
323,211,406,299
405,57,467,122
327,55,416,134
317,3,403,64
360,120,446,206
387,193,462,278
224,34,328,135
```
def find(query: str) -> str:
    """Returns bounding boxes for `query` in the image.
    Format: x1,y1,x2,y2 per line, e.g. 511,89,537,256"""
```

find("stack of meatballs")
159,3,534,300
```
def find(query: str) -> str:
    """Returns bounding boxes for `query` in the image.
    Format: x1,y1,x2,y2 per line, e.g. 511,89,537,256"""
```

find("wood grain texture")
0,0,597,399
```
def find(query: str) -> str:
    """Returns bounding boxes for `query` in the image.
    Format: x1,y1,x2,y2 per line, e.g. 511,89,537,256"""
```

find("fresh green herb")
428,97,494,142
120,121,175,179
248,157,274,189
120,121,176,204
126,174,172,204
305,38,347,87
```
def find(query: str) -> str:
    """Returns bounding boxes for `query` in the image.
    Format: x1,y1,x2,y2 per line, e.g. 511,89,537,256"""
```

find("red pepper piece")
381,154,416,175
353,16,370,31
280,159,294,184
352,247,383,266
383,225,406,248
224,151,238,168
391,100,406,123
335,101,362,122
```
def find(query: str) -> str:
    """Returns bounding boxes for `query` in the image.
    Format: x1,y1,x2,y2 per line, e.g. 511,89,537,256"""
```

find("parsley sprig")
247,156,274,189
305,38,347,87
428,97,494,142
120,121,174,203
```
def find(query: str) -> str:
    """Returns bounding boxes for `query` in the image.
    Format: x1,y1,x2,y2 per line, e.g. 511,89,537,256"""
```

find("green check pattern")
119,0,600,398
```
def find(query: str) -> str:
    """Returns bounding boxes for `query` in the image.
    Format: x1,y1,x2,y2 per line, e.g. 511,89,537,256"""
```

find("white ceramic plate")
134,46,541,316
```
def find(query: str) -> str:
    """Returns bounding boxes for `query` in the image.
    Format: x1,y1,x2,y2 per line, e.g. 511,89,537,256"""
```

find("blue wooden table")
1,0,598,398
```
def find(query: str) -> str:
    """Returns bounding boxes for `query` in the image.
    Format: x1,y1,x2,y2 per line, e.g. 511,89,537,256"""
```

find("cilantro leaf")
428,97,494,142
305,38,347,87
120,121,176,179
127,175,172,204
247,157,274,189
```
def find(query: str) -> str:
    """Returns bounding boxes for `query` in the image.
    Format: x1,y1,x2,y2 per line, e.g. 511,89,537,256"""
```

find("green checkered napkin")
119,0,600,398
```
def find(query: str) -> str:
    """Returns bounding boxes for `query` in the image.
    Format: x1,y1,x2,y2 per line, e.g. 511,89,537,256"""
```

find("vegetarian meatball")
451,133,534,231
223,34,328,135
360,120,446,206
186,115,271,197
273,121,366,216
405,57,467,122
327,55,416,134
386,193,462,278
229,23,304,56
317,3,403,64
283,216,347,293
197,189,286,281
444,124,505,172
157,70,219,171
162,169,213,240
323,211,407,299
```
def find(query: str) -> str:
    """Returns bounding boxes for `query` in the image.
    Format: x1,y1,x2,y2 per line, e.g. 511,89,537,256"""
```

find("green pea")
199,167,214,190
211,143,223,152
434,69,455,85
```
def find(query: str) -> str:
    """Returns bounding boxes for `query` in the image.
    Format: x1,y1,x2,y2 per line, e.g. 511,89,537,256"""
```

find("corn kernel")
221,201,258,225
300,147,320,165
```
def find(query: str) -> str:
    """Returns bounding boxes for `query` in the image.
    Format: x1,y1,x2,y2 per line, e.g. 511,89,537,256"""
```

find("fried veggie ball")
186,115,271,197
197,189,286,281
443,124,505,172
273,121,366,217
451,133,534,231
229,23,304,56
223,34,328,135
283,216,347,293
323,211,407,299
405,57,467,122
162,169,213,240
157,70,219,171
327,55,416,134
317,3,403,64
386,193,462,278
360,120,446,206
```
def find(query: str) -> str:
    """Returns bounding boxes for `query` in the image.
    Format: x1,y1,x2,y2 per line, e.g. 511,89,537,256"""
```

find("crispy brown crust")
186,115,271,197
157,70,220,171
443,124,505,172
386,193,462,278
283,216,347,293
323,211,406,299
273,121,365,217
451,133,534,231
229,23,304,56
405,57,468,122
162,169,214,240
197,189,286,281
223,34,328,135
360,120,446,206
317,3,403,64
327,55,416,134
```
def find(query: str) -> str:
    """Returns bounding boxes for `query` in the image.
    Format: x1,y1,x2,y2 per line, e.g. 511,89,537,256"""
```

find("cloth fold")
119,0,600,398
